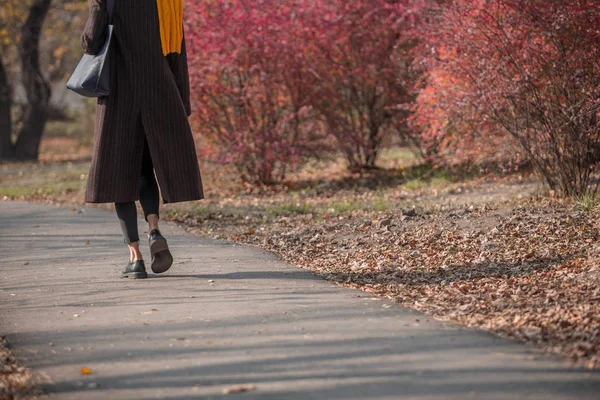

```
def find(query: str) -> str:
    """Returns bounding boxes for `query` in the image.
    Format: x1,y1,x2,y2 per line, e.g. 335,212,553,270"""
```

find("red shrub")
306,0,424,171
413,0,600,194
185,0,327,185
186,0,425,182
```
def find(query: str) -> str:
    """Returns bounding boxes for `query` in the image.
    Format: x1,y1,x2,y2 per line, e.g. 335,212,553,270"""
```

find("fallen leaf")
223,384,256,394
85,241,91,245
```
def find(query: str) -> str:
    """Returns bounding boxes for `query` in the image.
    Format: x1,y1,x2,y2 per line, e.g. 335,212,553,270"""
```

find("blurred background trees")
0,0,86,161
1,0,598,196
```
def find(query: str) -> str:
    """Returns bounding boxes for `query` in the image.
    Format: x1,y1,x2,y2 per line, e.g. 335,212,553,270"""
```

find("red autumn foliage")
185,0,424,183
412,0,600,194
185,0,328,185
186,0,599,193
305,0,423,171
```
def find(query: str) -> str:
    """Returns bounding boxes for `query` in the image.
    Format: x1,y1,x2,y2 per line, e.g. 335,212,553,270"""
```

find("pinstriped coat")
81,0,204,204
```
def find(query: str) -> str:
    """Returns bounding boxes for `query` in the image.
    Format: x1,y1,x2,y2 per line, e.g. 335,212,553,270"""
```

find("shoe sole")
121,271,148,279
150,239,173,274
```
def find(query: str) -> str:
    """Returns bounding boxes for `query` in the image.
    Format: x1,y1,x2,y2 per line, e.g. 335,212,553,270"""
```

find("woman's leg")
138,138,172,273
139,138,160,232
115,201,143,262
114,139,159,263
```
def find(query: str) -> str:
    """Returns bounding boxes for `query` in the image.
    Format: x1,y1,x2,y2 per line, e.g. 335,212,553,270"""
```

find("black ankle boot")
121,260,148,279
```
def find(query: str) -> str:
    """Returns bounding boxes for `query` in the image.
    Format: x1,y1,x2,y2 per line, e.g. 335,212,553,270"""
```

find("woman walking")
81,0,204,279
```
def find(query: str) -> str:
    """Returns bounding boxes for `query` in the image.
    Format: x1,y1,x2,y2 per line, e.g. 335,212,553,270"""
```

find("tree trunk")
13,0,52,161
0,57,14,160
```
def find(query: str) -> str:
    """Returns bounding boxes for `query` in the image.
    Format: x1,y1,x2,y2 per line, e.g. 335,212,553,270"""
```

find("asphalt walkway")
1,201,599,399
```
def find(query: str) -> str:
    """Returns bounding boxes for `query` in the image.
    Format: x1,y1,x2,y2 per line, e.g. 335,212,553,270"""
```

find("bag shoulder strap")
107,0,116,23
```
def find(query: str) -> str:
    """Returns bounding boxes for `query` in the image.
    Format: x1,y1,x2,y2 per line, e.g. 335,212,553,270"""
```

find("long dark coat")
81,0,204,204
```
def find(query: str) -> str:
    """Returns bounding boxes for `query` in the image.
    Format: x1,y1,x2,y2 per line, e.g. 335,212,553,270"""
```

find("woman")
81,0,204,279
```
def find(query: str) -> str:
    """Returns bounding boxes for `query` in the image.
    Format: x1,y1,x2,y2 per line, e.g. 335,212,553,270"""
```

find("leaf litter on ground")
0,336,41,399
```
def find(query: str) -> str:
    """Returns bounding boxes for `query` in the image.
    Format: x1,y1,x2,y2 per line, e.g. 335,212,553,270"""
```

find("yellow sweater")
156,0,183,55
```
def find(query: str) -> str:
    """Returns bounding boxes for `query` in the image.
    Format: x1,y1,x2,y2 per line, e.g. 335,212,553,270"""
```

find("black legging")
115,139,160,244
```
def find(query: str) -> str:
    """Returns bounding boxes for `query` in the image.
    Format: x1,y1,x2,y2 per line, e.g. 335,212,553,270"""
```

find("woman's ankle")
147,214,159,232
128,241,143,262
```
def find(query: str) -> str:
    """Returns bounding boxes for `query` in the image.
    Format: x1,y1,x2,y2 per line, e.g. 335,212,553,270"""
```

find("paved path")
1,201,599,399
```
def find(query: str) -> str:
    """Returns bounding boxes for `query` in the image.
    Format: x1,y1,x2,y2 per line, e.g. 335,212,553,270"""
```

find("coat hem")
85,193,204,204
162,193,205,205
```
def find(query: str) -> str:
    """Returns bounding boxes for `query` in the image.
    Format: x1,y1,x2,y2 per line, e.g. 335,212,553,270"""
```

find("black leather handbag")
66,0,116,97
